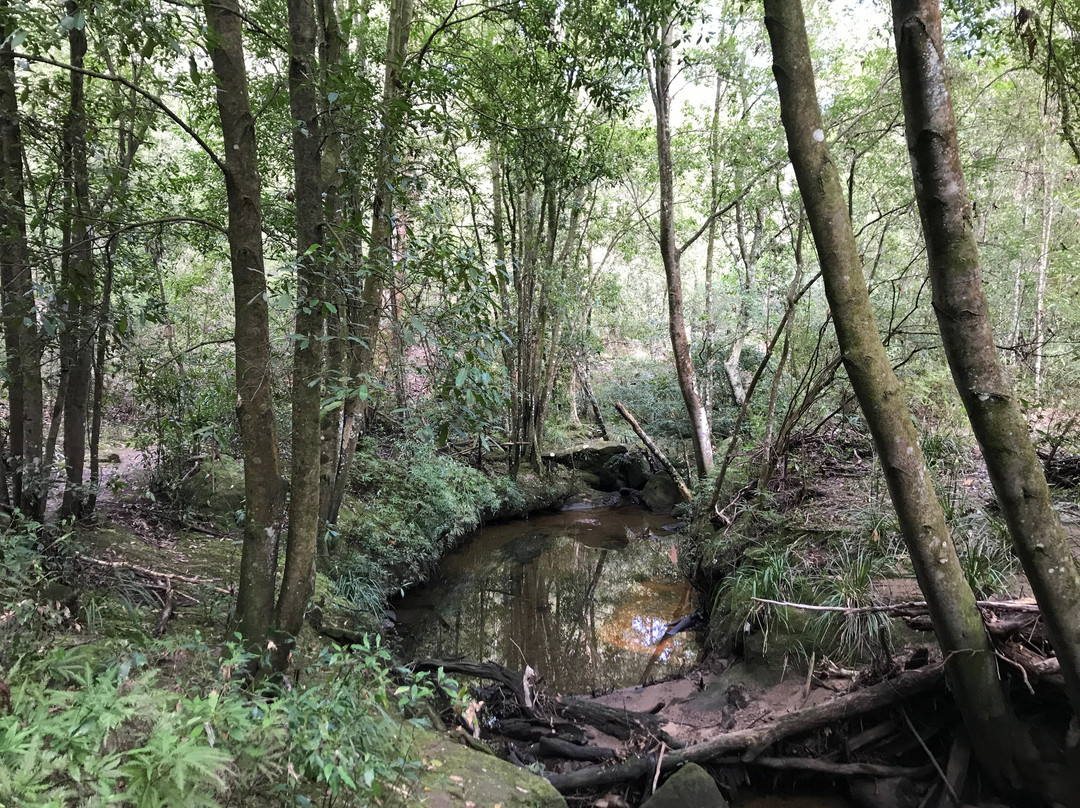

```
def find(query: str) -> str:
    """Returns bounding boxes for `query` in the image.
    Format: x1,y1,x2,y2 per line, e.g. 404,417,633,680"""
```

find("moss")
395,730,567,808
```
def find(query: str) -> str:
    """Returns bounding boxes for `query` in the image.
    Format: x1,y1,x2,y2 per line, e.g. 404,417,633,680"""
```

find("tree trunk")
330,0,414,510
1032,159,1053,398
650,22,712,478
204,0,284,647
0,10,43,520
724,202,764,408
60,0,95,522
86,242,115,516
892,0,1080,722
316,0,345,560
702,72,722,429
766,0,1046,795
273,0,326,672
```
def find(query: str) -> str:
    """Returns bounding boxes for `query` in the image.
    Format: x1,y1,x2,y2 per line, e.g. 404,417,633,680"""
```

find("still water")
394,506,699,694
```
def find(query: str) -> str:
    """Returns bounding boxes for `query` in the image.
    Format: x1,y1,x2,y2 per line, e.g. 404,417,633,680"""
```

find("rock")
849,776,921,808
550,442,626,472
579,469,621,492
642,473,681,513
603,450,651,489
405,731,567,808
641,763,727,808
499,531,555,564
561,491,623,510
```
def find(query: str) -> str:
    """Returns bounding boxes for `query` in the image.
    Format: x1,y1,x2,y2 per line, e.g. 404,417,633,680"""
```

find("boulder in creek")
640,762,728,808
642,472,682,513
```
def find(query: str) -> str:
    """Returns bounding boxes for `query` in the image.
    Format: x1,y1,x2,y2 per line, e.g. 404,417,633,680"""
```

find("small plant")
955,515,1019,599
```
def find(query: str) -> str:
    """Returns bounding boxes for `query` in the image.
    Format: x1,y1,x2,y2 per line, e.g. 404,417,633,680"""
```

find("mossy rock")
179,456,245,527
399,730,566,807
641,763,727,808
643,472,681,513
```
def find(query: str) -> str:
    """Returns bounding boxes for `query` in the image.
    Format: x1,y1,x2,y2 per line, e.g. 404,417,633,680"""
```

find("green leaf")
455,367,467,387
328,91,339,102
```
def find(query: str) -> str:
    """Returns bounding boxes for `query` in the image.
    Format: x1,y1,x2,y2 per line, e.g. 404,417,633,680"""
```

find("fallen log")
411,659,529,708
555,698,685,749
613,401,692,502
545,664,945,793
526,737,617,762
497,717,588,745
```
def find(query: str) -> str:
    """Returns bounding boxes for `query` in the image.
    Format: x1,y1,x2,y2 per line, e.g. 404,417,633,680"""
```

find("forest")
2,0,1080,804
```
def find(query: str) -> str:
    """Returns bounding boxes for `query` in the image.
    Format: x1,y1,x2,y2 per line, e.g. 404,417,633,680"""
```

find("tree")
0,2,44,520
764,0,1060,797
648,18,713,478
892,0,1080,722
203,0,284,646
273,0,326,670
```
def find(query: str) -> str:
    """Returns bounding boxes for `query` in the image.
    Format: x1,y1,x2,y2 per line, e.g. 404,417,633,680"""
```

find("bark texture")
892,0,1080,717
765,0,1049,795
59,1,94,521
204,0,284,645
274,0,326,671
0,11,43,519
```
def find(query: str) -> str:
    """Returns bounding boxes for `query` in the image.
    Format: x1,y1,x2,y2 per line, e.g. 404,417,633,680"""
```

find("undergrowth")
0,516,468,807
331,438,524,611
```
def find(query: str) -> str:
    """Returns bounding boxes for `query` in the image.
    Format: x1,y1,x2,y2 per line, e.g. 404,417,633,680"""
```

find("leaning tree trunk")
765,0,1050,797
651,22,713,478
892,0,1080,720
204,0,284,647
273,0,326,672
328,0,413,514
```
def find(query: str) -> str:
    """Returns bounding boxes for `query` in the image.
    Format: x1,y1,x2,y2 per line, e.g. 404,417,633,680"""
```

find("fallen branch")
752,596,1043,615
153,583,175,637
410,659,529,710
545,664,945,793
613,401,692,501
714,755,935,779
75,552,232,595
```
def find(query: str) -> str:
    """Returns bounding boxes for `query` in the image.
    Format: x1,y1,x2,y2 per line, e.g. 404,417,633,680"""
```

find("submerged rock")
498,530,555,564
641,762,728,808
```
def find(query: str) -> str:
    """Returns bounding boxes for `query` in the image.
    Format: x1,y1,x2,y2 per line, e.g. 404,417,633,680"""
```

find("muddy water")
393,506,699,694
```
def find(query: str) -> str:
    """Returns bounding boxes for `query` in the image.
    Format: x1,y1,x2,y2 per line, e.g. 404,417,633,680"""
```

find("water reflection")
394,506,699,694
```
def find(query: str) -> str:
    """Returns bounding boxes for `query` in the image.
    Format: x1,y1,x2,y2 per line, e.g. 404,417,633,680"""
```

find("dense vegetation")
3,0,1080,803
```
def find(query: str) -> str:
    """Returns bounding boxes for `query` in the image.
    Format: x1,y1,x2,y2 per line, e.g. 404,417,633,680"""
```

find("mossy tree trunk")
892,0,1080,717
204,0,284,647
765,0,1051,796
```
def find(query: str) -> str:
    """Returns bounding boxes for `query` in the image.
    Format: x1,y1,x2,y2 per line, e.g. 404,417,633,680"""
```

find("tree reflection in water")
394,506,699,694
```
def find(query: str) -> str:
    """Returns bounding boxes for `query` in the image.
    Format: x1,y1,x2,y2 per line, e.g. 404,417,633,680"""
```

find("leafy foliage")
0,635,464,807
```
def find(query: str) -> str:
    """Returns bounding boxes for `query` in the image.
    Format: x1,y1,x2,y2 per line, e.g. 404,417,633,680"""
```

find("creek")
394,504,700,694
